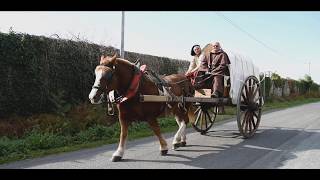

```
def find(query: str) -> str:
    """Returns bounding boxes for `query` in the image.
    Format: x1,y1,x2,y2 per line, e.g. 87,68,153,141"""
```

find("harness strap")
116,65,146,104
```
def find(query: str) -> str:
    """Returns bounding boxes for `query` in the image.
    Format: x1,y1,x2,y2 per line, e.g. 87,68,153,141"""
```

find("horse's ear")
109,52,118,65
100,54,111,65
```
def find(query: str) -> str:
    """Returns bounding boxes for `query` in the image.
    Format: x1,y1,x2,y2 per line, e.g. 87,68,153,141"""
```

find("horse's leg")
173,116,181,146
111,119,129,162
147,119,168,156
172,115,186,150
180,114,190,147
178,120,187,147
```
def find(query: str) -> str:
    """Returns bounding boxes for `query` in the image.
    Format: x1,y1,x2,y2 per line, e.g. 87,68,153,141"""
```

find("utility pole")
308,61,311,94
264,70,272,101
263,72,266,101
308,61,311,76
120,11,125,59
305,61,311,77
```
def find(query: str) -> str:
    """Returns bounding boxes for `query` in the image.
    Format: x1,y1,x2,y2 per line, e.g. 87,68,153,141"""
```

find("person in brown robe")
200,42,231,97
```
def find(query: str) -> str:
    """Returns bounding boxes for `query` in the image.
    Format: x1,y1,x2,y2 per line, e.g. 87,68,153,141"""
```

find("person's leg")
212,75,223,97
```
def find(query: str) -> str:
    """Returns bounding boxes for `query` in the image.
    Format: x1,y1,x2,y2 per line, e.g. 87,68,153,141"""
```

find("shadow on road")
117,127,320,169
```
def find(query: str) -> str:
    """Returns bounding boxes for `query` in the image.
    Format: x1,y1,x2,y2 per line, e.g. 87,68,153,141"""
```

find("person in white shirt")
185,44,205,76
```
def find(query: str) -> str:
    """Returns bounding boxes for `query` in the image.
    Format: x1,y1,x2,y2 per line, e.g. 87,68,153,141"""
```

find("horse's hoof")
200,131,206,135
181,142,186,147
172,143,180,150
160,150,168,156
111,156,122,162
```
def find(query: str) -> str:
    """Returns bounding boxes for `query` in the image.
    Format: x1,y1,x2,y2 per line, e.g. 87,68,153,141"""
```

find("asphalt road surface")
1,102,320,169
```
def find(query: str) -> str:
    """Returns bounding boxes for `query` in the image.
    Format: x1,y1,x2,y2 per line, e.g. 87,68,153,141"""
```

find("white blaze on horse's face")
89,69,104,104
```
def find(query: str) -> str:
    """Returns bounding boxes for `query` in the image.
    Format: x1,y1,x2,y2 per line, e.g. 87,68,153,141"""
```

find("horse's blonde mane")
100,56,133,67
116,58,134,66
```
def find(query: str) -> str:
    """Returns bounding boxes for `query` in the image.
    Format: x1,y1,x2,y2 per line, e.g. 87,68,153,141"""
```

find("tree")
271,72,283,88
299,74,314,94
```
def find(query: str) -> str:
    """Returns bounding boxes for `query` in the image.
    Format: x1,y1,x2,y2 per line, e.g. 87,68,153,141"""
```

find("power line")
215,12,281,56
215,12,318,83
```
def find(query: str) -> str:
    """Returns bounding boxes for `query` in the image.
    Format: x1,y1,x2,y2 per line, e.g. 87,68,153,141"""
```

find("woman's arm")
186,57,197,74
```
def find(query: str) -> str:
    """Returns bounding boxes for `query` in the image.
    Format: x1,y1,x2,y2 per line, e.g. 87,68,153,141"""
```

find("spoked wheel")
192,103,218,135
237,76,263,138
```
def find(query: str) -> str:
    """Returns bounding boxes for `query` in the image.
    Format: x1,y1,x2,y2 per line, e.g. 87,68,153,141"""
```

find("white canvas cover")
227,51,261,104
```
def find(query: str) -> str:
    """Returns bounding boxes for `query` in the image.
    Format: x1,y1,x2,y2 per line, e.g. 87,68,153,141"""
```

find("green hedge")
4,31,316,118
0,31,188,118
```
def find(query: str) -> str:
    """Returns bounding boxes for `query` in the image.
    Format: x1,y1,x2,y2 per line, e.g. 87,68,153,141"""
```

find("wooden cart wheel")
236,76,262,138
192,103,218,135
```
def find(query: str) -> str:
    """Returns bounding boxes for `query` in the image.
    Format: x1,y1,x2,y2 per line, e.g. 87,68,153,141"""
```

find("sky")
0,11,319,84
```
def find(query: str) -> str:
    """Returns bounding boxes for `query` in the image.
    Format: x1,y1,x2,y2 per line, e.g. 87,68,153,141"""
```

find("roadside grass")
1,97,320,165
262,97,320,111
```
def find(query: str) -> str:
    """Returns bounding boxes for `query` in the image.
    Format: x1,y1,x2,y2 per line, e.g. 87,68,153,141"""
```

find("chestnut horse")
88,53,195,162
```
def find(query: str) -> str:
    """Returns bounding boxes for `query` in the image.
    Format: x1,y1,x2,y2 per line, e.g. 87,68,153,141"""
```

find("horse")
88,53,195,162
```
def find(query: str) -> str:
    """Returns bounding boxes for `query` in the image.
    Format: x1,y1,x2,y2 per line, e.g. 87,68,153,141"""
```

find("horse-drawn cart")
139,46,264,138
89,46,265,161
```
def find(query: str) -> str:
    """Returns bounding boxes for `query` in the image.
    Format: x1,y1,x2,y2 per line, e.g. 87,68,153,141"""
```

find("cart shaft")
140,95,230,104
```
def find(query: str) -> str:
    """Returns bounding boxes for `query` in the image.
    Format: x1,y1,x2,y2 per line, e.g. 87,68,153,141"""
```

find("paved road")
1,102,320,169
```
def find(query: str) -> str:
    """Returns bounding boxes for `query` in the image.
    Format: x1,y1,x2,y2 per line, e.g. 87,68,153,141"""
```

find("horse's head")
88,53,118,104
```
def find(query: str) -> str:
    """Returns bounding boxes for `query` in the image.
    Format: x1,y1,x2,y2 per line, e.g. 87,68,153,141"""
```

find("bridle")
91,62,138,97
91,64,116,116
92,64,115,93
